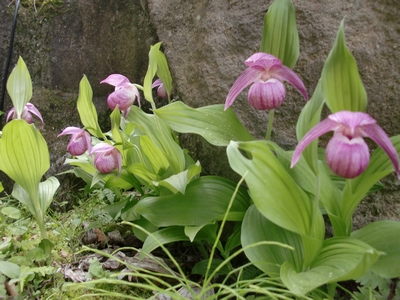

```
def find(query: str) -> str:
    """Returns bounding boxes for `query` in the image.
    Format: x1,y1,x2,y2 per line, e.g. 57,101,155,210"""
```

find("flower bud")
101,74,140,118
67,131,91,156
90,143,122,174
152,79,168,98
58,127,92,156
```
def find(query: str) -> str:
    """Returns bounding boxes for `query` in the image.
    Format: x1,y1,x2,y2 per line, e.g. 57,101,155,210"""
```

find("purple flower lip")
58,127,92,156
89,143,122,174
224,52,308,111
291,111,400,179
101,74,141,118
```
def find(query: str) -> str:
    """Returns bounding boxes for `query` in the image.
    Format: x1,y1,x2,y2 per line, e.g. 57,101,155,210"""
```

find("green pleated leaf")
143,43,159,103
260,0,299,68
227,140,312,236
6,57,32,118
77,75,103,137
0,261,20,279
192,259,232,276
281,237,381,296
11,184,36,217
142,224,217,256
126,163,159,188
154,161,202,194
1,207,21,220
351,220,400,278
154,101,254,146
38,176,60,215
0,120,49,204
110,107,123,145
105,170,143,192
12,177,59,222
135,176,251,227
142,226,186,255
129,217,159,242
321,19,367,113
65,156,98,176
295,80,324,173
241,205,302,276
126,106,186,174
140,135,170,175
224,223,241,257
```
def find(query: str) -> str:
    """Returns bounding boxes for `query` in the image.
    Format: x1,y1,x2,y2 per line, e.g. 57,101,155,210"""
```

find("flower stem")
265,109,275,140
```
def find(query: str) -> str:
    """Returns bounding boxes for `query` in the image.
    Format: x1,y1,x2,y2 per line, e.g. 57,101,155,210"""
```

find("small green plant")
0,57,60,297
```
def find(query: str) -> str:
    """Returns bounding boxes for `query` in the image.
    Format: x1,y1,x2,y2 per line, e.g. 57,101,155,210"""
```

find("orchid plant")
60,43,253,272
61,0,400,297
0,57,59,251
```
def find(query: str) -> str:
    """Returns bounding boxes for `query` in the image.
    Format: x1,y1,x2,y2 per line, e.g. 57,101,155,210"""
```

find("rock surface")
0,0,157,201
146,0,400,226
0,0,399,224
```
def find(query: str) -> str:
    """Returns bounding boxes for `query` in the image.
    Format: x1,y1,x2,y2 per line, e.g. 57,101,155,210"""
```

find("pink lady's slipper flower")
225,53,308,111
152,79,168,98
6,103,44,128
291,111,400,179
58,127,92,156
89,143,122,174
100,74,141,117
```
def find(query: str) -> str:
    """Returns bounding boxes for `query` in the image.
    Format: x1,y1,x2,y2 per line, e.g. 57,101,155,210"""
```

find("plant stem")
311,174,321,232
196,243,209,259
265,109,275,140
327,283,337,299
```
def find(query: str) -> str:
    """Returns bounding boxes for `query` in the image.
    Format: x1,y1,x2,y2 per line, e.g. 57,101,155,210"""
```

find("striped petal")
274,65,308,100
291,117,338,167
363,123,400,179
224,67,263,110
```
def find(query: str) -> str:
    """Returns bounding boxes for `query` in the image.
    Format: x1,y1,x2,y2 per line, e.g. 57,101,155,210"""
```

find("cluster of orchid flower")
5,51,399,181
56,75,166,174
225,52,400,179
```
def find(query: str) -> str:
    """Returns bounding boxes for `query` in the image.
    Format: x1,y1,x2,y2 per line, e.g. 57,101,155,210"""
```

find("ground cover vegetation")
0,0,399,299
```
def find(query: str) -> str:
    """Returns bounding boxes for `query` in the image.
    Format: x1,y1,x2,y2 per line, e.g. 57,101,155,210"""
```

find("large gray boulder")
145,0,400,226
0,0,398,225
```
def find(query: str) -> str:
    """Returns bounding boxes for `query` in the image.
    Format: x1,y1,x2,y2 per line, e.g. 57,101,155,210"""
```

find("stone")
146,0,400,224
0,0,399,225
0,0,158,199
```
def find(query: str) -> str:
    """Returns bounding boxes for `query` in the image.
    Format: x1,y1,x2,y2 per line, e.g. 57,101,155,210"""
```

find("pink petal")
26,103,44,127
291,117,338,168
94,153,116,173
363,123,400,179
244,53,282,70
6,107,15,123
152,79,163,88
107,83,140,111
90,143,115,155
100,74,130,87
93,147,122,174
224,67,263,110
274,65,308,101
328,111,376,133
58,126,84,137
67,134,88,156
